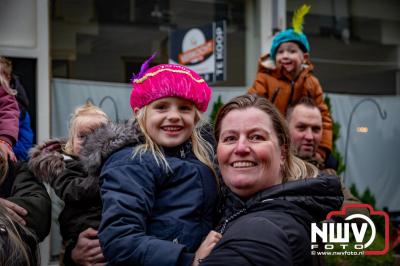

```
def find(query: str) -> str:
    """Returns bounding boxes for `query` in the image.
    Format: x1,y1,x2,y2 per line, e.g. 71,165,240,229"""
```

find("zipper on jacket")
180,147,186,159
218,208,247,234
271,88,280,103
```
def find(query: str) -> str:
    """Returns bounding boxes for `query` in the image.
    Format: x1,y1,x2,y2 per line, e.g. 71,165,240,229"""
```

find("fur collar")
258,53,312,73
79,119,143,177
28,138,68,182
28,119,143,182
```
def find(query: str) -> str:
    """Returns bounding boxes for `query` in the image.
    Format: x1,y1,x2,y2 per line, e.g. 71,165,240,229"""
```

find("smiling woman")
198,94,344,266
217,107,283,197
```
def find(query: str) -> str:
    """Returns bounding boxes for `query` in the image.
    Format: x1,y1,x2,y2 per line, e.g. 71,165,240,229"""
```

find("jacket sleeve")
13,112,34,161
200,217,293,266
50,159,99,203
0,86,20,145
310,76,332,157
98,152,191,266
7,162,51,242
248,71,269,97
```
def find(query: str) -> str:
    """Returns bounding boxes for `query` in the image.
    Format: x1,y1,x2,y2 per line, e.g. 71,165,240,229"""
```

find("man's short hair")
286,97,318,120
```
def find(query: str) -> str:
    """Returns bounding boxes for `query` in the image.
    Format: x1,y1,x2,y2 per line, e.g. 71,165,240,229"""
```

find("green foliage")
209,95,224,126
350,185,388,237
325,232,394,266
361,188,376,209
325,95,346,175
350,183,360,199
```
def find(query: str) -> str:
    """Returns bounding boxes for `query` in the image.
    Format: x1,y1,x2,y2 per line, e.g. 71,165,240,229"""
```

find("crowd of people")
0,5,365,266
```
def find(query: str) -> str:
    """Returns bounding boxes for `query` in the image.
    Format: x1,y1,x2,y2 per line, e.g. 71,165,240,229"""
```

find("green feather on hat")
270,4,311,60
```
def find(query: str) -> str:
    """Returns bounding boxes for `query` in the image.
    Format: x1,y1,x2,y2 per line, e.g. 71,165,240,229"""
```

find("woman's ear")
133,107,140,116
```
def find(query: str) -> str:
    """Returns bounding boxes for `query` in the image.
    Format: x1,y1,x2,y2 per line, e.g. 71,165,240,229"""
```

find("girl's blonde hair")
63,102,110,155
214,94,318,182
0,204,39,266
133,106,216,177
0,56,17,96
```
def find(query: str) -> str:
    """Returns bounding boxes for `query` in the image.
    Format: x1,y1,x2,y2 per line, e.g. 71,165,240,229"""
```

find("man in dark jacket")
0,161,51,242
286,97,365,208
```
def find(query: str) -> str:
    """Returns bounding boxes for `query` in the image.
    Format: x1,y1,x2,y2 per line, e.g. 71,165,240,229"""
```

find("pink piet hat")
130,54,212,113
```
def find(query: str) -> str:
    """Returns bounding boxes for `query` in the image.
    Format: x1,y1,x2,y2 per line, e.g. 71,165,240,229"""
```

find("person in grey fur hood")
28,103,142,266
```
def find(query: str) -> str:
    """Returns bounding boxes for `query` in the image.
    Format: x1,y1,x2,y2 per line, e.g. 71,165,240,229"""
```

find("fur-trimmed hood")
257,53,313,79
79,119,143,177
28,138,68,183
29,119,143,182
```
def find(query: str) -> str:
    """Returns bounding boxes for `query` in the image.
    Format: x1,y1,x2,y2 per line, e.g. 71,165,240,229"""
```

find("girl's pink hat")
130,54,212,112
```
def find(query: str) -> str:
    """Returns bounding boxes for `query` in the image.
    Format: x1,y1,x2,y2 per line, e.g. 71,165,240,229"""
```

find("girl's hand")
192,230,222,266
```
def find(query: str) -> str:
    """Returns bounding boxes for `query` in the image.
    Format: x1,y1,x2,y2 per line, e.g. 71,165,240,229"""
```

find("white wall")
0,0,50,144
0,1,51,265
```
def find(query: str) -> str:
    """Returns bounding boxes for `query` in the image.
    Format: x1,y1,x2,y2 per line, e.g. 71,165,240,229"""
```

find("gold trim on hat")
133,68,205,84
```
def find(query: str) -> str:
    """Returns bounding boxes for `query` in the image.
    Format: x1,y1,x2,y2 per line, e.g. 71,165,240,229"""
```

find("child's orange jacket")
248,54,332,157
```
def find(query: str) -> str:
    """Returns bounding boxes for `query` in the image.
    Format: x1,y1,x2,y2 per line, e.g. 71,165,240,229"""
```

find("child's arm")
49,159,99,203
248,71,269,98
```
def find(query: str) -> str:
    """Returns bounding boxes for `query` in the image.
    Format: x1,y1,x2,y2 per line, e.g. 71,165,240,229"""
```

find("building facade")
1,0,400,264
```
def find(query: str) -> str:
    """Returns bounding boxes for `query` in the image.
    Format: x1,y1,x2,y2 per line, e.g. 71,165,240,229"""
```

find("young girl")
29,102,110,265
98,56,221,266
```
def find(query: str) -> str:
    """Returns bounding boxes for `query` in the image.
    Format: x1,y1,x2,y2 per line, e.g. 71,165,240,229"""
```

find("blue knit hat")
270,29,310,60
270,4,311,60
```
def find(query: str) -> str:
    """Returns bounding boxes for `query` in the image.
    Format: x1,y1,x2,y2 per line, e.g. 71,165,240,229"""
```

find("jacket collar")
162,140,193,159
258,53,314,81
79,119,144,177
221,174,343,223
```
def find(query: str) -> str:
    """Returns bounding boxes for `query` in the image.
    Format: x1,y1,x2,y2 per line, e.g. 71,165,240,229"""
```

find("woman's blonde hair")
133,106,216,177
0,57,17,96
63,102,110,155
0,204,39,266
214,94,318,182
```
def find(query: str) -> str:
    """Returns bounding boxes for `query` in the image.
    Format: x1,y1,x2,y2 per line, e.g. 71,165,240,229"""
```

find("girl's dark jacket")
28,120,143,265
200,174,343,266
98,128,219,266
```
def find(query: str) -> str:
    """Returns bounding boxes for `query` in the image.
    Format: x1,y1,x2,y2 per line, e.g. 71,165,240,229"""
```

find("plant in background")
209,95,224,125
350,184,388,237
325,95,346,175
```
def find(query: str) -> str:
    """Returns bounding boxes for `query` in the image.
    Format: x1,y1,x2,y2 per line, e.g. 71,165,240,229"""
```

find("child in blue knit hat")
248,4,333,161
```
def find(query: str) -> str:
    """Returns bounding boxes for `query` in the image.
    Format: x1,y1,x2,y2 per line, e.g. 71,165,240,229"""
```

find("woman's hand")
0,141,16,162
0,198,27,225
192,230,222,266
71,228,106,266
